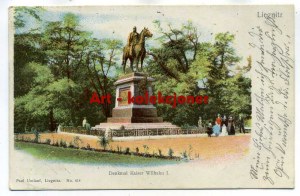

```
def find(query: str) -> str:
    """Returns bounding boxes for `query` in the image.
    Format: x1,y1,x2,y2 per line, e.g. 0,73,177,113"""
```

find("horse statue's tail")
122,46,127,73
121,46,124,64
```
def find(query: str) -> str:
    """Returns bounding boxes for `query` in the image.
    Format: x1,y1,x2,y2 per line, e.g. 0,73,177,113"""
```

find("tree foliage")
146,21,251,127
14,10,122,133
13,9,251,133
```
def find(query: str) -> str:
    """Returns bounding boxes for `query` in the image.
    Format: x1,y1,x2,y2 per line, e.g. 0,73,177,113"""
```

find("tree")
85,38,123,117
146,20,251,127
13,10,123,133
13,7,46,97
13,7,44,29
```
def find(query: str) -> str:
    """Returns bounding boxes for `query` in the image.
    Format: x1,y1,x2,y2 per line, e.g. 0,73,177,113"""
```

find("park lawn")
15,141,177,167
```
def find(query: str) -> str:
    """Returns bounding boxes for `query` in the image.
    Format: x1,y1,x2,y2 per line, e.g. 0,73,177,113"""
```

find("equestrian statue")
122,26,153,73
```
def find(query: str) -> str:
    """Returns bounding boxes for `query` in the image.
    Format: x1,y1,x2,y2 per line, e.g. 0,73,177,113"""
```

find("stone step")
94,122,179,130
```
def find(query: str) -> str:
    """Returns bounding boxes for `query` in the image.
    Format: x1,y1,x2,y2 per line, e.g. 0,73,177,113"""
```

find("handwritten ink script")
248,15,294,185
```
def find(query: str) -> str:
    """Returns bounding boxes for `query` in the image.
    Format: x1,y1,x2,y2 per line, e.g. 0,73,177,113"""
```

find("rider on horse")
123,26,152,72
127,26,139,56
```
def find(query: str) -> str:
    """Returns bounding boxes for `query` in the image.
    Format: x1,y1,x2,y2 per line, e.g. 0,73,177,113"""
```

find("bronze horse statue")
122,27,153,72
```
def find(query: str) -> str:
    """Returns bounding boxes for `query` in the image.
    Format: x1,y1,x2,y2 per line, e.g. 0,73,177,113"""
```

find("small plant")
59,139,67,148
45,139,51,145
143,145,149,155
98,135,109,150
188,145,193,159
33,130,40,143
53,140,59,146
25,137,32,142
73,136,82,148
158,149,163,157
152,151,157,157
108,144,113,152
125,147,130,154
181,150,188,159
135,147,139,154
116,145,121,152
168,148,174,158
86,143,91,150
68,141,75,148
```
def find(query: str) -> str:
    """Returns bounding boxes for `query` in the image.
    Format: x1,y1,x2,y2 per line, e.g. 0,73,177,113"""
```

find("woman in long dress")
220,124,228,136
227,116,235,135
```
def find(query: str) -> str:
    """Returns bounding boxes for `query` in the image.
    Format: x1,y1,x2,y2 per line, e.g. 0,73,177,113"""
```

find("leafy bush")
86,143,91,150
181,124,197,129
188,145,193,158
143,145,149,155
98,135,109,150
181,150,188,159
125,147,130,154
53,140,59,146
33,130,40,143
116,145,122,152
158,149,163,157
45,139,51,145
152,151,157,156
168,148,174,157
68,141,75,148
73,136,82,148
59,139,67,148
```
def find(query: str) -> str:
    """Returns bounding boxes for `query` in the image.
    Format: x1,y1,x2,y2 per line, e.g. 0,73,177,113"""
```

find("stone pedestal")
107,72,163,123
94,72,179,131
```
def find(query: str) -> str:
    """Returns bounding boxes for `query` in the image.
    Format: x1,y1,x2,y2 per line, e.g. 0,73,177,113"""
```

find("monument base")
107,106,163,123
93,72,179,133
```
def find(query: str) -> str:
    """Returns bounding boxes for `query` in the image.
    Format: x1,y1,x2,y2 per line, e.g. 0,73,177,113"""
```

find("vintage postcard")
9,5,295,189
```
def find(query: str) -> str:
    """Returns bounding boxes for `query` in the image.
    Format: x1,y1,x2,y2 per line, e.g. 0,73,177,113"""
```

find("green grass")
15,141,177,167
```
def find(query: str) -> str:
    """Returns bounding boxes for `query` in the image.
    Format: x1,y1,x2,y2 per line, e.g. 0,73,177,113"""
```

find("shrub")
117,145,122,152
33,130,40,143
108,145,113,152
143,145,149,155
188,145,193,159
45,139,51,145
158,149,163,157
68,141,75,148
98,135,109,150
86,143,91,150
168,148,174,157
152,151,157,157
73,136,82,148
135,147,139,154
125,147,130,154
59,139,67,148
181,150,188,159
53,140,59,146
